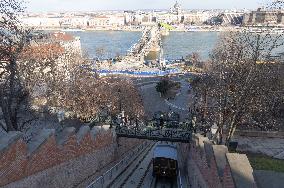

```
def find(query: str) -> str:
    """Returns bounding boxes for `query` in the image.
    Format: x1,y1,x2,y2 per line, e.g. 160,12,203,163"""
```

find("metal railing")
116,126,192,143
94,68,180,76
177,169,183,188
87,141,150,188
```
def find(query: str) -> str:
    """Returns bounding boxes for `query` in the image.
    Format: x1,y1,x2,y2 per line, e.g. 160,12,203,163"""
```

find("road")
107,142,189,188
133,74,192,121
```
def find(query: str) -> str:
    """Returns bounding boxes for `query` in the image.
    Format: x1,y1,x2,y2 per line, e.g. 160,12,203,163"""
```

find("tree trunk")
0,101,15,131
225,114,237,146
203,89,208,119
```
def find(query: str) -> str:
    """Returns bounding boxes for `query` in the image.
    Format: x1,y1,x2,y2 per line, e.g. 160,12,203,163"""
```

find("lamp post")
211,123,218,135
210,123,218,142
121,110,125,126
57,110,65,132
107,104,112,129
118,88,122,112
135,115,139,130
159,114,164,129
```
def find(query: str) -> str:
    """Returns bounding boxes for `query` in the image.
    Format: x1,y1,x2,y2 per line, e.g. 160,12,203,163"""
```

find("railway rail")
108,142,155,188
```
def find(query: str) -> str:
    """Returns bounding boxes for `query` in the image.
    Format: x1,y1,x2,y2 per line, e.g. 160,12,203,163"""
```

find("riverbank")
35,26,283,34
33,26,239,33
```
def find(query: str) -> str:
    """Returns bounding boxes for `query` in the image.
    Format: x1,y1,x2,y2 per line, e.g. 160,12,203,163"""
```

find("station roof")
153,144,177,160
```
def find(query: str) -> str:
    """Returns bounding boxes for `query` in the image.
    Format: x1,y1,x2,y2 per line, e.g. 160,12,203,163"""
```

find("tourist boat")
186,26,198,32
186,26,204,32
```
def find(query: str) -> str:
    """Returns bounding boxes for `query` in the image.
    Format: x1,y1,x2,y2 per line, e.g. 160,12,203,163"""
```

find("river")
69,31,220,60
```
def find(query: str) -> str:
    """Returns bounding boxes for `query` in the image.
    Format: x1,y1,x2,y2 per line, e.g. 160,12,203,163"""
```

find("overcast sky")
26,0,271,12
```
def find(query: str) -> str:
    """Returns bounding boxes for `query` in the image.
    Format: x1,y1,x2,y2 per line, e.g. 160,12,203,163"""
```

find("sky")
26,0,271,12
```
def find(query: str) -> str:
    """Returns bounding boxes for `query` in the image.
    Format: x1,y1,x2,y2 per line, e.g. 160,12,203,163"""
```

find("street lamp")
159,114,164,128
107,104,113,129
118,88,122,112
57,110,65,132
210,123,218,142
211,123,218,135
121,110,125,126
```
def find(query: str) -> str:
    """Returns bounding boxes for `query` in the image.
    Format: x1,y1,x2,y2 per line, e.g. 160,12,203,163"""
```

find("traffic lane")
131,73,193,85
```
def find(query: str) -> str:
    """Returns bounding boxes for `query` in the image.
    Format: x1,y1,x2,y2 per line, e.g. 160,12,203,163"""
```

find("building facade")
243,8,284,26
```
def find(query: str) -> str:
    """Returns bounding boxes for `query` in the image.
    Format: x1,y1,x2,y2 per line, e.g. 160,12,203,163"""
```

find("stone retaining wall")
187,134,257,188
0,125,144,187
3,144,116,188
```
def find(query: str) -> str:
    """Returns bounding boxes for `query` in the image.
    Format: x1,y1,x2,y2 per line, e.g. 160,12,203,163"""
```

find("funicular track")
151,177,177,188
109,142,180,188
108,142,155,188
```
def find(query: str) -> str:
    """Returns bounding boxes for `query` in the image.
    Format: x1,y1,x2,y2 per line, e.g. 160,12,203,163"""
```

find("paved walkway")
164,99,187,111
254,170,284,188
235,136,284,159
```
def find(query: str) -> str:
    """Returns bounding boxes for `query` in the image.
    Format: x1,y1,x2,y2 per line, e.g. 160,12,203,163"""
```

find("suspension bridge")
123,26,162,63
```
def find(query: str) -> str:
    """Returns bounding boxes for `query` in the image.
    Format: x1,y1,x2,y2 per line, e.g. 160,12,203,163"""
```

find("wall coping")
235,130,284,138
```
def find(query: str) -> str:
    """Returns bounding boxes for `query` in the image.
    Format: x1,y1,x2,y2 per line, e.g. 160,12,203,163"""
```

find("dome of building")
174,1,181,9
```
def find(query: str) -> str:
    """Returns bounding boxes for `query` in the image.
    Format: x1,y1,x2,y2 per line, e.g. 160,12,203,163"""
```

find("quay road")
106,142,188,188
130,73,192,85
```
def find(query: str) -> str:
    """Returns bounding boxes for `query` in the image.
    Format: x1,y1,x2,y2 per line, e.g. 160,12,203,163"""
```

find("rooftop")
153,143,177,160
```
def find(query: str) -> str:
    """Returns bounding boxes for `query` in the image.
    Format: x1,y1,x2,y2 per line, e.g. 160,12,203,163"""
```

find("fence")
116,126,192,143
87,141,150,188
94,68,180,76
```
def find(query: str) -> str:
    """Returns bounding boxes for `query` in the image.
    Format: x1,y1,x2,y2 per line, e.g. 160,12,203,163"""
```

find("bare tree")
185,52,201,67
0,0,32,131
19,36,86,107
19,32,144,126
62,75,145,121
22,42,145,122
191,31,284,144
269,0,284,9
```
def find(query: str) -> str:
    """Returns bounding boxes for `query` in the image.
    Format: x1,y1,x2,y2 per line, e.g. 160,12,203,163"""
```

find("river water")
70,31,220,60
